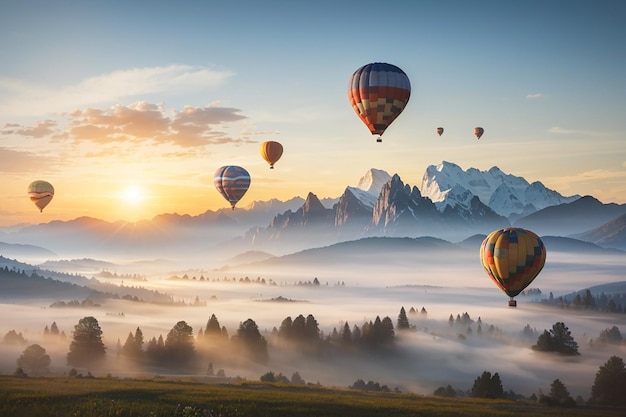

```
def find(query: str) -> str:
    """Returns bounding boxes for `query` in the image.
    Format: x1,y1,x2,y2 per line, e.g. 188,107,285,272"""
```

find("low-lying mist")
1,245,625,400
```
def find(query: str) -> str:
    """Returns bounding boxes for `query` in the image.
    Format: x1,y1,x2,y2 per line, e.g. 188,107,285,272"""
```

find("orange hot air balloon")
27,180,55,212
474,127,484,140
436,127,444,136
479,227,547,307
260,141,283,169
348,62,411,142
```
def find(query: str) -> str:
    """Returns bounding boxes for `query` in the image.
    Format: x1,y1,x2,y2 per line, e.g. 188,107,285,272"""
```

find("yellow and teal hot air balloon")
479,227,546,307
348,62,411,142
27,180,55,212
214,166,250,210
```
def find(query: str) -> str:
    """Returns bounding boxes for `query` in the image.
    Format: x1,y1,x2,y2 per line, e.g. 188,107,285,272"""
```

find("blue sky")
1,0,625,225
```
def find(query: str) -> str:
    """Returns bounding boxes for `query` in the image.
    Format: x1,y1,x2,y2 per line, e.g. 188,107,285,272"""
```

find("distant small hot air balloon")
479,227,547,307
474,127,484,140
348,62,411,142
259,141,283,169
214,166,251,210
436,127,444,136
27,180,55,212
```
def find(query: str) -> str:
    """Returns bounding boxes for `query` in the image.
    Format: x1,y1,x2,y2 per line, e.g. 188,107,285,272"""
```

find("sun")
121,184,144,205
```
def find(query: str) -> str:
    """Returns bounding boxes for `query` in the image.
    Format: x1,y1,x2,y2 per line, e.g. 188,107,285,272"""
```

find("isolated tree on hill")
397,307,410,330
532,322,579,355
164,321,195,366
17,344,50,375
67,316,106,368
471,371,504,399
590,355,626,405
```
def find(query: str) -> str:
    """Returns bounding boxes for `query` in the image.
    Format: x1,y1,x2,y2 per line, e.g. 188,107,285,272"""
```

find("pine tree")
590,355,626,405
532,322,579,355
66,316,106,368
397,307,410,330
164,321,195,366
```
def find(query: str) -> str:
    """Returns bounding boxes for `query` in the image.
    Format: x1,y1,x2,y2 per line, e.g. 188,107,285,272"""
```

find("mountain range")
1,161,625,264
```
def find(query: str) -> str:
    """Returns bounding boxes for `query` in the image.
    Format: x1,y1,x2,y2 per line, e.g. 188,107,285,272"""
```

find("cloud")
63,101,250,147
0,65,235,118
525,93,544,99
2,101,252,148
548,126,603,136
2,120,58,138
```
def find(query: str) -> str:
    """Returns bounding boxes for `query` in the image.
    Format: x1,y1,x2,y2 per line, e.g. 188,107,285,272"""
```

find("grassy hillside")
0,375,622,417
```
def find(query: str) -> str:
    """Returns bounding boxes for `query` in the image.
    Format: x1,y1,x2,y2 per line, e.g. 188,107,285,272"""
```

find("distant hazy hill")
573,212,626,250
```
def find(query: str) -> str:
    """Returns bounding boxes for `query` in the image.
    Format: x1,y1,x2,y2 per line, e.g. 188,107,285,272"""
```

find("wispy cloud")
548,126,604,136
525,93,544,99
4,101,252,148
0,65,234,118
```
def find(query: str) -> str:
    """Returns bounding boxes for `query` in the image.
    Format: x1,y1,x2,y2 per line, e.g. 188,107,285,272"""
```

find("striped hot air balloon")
27,180,55,212
479,227,547,307
214,166,251,210
259,141,283,169
348,62,411,142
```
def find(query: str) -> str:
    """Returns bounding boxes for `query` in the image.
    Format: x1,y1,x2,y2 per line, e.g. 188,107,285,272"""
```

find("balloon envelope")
260,141,283,169
474,127,484,139
27,180,54,212
436,127,444,136
479,228,546,301
214,166,251,209
348,62,411,141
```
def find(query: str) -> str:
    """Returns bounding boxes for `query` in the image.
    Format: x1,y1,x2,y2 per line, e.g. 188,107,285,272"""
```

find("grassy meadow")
0,375,624,417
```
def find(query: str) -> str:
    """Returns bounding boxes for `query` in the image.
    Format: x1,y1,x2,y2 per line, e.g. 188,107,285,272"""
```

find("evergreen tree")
164,321,195,366
590,355,626,405
205,313,221,336
597,326,623,345
291,315,306,341
471,371,504,399
17,344,51,375
532,322,579,355
434,385,456,397
397,306,410,330
545,379,575,407
278,316,292,339
67,316,106,368
305,314,320,340
341,322,352,345
234,318,268,363
291,371,305,384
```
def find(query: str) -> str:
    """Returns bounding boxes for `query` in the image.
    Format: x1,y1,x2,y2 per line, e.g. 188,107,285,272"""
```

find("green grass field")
0,375,622,417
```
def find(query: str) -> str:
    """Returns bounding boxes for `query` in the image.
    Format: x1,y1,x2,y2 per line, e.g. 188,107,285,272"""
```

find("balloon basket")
376,137,382,143
508,299,517,307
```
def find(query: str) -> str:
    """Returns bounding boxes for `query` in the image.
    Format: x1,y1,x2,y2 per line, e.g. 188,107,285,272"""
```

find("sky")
1,0,625,226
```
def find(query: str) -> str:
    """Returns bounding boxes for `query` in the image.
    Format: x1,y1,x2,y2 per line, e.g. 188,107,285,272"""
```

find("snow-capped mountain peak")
421,161,580,218
356,168,392,196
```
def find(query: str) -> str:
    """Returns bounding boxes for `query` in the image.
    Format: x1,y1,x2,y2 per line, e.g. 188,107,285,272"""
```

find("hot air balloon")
474,127,484,140
27,180,55,212
436,127,444,136
348,62,411,142
214,166,250,210
259,141,283,169
479,227,546,307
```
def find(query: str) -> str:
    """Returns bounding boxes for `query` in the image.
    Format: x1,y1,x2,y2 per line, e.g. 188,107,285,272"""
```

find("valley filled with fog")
1,240,625,400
